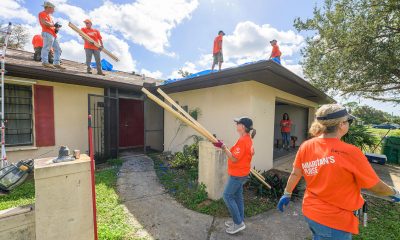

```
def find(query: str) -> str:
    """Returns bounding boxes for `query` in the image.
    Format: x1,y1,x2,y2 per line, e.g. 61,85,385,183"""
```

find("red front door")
119,98,144,147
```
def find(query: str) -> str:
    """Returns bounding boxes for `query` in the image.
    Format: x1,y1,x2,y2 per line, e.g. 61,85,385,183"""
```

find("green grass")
0,177,35,210
0,159,140,240
151,154,275,217
354,195,400,240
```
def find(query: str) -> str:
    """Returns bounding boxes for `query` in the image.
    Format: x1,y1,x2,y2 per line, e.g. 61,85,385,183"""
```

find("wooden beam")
68,22,119,62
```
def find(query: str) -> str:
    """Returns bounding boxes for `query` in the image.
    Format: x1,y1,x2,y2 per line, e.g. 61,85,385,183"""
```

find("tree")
352,105,389,124
0,24,29,49
178,69,192,78
294,0,400,103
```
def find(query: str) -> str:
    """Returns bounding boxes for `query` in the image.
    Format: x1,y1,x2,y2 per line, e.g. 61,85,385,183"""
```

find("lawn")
0,159,139,240
365,127,400,156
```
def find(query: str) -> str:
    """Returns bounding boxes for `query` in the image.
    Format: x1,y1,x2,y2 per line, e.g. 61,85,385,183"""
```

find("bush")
343,125,377,151
170,137,202,169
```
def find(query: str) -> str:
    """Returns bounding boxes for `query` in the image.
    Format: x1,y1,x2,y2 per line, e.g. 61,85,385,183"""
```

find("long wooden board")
68,22,119,62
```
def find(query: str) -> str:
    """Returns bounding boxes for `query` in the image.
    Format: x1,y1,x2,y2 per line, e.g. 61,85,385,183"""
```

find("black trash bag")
0,159,34,192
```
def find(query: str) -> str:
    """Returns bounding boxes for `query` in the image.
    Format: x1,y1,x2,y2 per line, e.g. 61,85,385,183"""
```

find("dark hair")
283,113,289,120
245,127,257,139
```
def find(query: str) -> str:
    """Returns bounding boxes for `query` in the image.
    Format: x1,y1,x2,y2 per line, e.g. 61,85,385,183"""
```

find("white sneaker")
226,222,246,234
225,220,234,227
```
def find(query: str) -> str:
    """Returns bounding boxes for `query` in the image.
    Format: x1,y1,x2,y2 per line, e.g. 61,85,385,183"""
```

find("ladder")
0,23,12,168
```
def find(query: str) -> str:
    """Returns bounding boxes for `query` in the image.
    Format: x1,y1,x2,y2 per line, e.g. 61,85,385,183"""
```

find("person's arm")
39,17,54,28
285,167,302,193
368,180,396,196
221,145,238,162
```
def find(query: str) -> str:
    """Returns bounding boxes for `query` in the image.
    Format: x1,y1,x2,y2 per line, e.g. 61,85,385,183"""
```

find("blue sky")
1,0,399,115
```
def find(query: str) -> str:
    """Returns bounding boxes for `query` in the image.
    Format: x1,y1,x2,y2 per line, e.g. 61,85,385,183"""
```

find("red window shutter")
34,85,55,147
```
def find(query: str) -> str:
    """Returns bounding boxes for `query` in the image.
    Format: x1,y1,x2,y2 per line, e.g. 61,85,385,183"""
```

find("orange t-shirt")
280,120,291,133
228,134,254,177
213,35,223,54
38,11,56,37
32,34,43,48
294,138,380,234
81,28,103,50
271,45,281,58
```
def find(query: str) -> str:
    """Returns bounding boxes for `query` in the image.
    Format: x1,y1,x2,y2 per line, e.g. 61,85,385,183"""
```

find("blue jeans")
305,216,352,240
282,132,290,147
223,175,248,224
41,32,61,65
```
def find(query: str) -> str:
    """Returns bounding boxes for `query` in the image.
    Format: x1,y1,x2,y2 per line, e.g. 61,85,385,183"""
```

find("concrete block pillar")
34,154,94,240
198,141,228,200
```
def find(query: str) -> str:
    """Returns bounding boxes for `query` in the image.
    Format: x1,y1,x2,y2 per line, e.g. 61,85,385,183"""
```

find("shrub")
170,136,202,169
343,125,377,151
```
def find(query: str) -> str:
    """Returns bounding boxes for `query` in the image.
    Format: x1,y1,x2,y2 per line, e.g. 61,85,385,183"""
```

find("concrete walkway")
117,155,310,240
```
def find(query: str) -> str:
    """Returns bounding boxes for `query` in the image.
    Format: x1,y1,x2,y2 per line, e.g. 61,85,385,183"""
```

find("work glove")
391,187,400,203
277,192,291,212
213,140,224,149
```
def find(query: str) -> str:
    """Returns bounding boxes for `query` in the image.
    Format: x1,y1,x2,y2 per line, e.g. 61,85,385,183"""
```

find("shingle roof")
4,49,161,90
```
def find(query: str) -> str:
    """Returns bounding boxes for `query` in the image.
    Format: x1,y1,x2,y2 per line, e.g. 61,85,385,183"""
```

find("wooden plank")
68,22,119,62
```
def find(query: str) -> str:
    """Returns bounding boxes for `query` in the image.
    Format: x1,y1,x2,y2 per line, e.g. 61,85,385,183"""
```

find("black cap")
234,117,253,130
218,30,225,36
316,108,356,121
270,39,277,43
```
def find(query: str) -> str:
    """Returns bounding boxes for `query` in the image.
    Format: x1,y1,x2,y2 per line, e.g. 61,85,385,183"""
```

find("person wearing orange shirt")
278,104,400,239
32,34,54,63
38,1,64,69
211,30,225,71
280,113,292,150
81,19,105,76
213,117,256,235
269,39,281,64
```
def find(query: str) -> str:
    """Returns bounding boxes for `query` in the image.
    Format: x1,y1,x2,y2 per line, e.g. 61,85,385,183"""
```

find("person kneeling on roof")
269,39,281,64
32,34,54,64
81,19,105,76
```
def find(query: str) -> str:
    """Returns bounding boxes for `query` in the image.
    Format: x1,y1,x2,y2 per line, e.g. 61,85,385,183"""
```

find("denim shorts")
305,216,352,240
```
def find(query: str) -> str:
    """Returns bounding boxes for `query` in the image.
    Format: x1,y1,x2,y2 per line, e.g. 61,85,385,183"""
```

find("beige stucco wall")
164,81,318,171
6,78,103,163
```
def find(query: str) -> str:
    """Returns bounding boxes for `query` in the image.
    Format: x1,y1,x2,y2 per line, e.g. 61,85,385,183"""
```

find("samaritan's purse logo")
302,156,335,176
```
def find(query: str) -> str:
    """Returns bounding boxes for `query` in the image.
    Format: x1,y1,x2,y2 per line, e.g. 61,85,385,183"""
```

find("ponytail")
250,128,256,139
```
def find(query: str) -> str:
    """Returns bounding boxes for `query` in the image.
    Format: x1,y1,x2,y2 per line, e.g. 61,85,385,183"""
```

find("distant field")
366,127,400,154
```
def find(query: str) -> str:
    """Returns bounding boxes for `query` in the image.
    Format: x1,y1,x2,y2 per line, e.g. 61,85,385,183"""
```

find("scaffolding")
0,22,12,168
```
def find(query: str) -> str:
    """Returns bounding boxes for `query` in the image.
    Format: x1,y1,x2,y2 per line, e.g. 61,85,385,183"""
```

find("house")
5,49,332,172
160,60,333,171
4,49,164,164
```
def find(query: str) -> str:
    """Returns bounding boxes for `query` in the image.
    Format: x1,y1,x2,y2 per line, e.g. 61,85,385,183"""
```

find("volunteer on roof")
278,104,400,239
81,19,105,76
38,1,64,69
211,30,225,71
213,117,256,235
32,34,53,63
269,39,281,64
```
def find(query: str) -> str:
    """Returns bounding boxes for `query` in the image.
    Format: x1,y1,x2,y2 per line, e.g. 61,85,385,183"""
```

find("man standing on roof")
269,39,281,64
212,30,225,71
81,19,105,76
32,34,53,63
38,1,64,69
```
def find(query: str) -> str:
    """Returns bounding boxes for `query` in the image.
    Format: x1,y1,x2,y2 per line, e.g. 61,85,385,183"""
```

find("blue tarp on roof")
90,59,116,72
163,59,269,85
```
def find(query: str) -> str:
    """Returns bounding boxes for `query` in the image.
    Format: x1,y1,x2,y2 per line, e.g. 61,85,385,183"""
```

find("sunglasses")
344,118,354,125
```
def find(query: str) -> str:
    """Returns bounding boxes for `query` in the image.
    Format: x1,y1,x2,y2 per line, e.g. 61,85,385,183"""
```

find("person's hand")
277,192,291,212
213,140,224,149
391,188,400,203
98,46,104,51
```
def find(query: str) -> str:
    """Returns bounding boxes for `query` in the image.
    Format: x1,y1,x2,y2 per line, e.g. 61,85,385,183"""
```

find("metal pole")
0,22,12,168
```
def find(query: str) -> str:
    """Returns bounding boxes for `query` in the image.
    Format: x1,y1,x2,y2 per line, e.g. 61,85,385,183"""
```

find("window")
3,84,33,146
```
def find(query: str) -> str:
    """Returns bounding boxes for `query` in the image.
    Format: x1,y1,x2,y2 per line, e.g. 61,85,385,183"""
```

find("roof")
161,60,334,104
4,49,160,91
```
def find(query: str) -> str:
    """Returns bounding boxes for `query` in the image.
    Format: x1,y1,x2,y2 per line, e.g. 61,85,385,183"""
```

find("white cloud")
0,0,36,24
140,69,163,79
54,0,198,55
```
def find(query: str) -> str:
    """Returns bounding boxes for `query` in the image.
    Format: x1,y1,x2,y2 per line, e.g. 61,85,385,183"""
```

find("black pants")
33,47,53,64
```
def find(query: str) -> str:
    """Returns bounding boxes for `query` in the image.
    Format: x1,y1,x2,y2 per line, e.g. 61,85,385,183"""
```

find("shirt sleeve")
293,144,304,169
231,139,246,160
350,148,380,189
97,30,102,40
